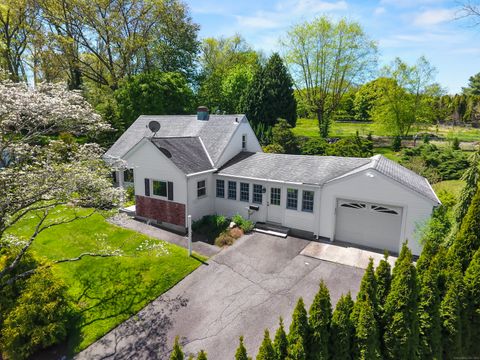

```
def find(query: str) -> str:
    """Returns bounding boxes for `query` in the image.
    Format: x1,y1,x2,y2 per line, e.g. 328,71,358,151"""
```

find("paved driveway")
76,234,364,360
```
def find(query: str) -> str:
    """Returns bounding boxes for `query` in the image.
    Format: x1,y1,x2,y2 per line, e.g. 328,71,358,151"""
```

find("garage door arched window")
371,205,399,215
340,202,366,210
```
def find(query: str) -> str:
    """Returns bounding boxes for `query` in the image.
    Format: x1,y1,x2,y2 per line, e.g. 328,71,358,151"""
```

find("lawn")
432,179,465,200
7,207,204,355
293,118,480,142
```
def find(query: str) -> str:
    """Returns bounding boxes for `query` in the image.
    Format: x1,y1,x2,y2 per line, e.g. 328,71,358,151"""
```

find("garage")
334,199,403,254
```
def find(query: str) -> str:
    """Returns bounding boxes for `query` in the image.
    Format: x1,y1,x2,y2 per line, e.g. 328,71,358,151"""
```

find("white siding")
216,118,262,167
320,169,435,256
123,140,187,204
187,173,215,221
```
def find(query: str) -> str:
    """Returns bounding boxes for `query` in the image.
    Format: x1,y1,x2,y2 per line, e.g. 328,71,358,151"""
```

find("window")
153,180,167,197
340,202,366,209
240,183,250,202
302,190,314,212
242,134,247,150
371,205,399,215
123,169,134,183
228,181,237,200
270,188,281,206
216,179,225,198
253,184,263,204
286,188,298,210
197,180,206,198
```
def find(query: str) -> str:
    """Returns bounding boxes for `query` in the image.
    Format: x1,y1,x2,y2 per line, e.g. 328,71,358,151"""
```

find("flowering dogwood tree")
0,81,122,289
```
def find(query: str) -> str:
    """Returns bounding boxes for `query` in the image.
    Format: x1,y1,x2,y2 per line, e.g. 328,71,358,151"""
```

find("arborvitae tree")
287,338,306,360
351,259,378,326
375,254,391,309
417,254,442,359
244,52,297,128
382,244,419,360
197,350,208,360
308,280,332,359
352,295,381,360
449,183,480,272
287,297,309,351
330,292,354,359
170,336,184,360
257,329,276,360
440,261,465,359
235,336,249,360
464,248,480,356
274,317,288,360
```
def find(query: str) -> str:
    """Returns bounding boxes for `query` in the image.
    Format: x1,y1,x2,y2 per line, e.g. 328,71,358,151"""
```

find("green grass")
432,179,465,200
7,207,204,355
372,147,402,162
293,118,480,142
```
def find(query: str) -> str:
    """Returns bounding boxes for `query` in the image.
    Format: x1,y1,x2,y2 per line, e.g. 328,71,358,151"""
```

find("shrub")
125,185,135,203
231,214,254,233
229,227,244,239
264,143,285,153
300,138,328,155
392,135,402,151
192,214,229,241
214,233,235,247
0,268,72,360
452,137,460,150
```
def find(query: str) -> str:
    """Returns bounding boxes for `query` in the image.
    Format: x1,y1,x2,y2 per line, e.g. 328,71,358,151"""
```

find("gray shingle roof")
217,152,371,185
218,152,439,203
105,114,244,165
150,137,213,175
370,155,440,203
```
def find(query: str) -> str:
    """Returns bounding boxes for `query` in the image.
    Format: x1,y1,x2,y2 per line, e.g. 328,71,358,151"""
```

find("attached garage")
334,199,403,254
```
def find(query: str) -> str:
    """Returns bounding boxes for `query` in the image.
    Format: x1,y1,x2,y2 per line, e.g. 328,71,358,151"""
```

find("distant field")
293,118,480,142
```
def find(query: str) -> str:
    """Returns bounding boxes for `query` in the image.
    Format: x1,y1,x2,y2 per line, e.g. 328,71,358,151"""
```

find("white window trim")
216,179,225,198
301,190,314,213
197,179,207,198
242,133,247,151
286,188,298,210
151,179,168,199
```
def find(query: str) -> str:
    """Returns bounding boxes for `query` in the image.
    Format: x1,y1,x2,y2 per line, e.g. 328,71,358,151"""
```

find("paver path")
109,214,220,258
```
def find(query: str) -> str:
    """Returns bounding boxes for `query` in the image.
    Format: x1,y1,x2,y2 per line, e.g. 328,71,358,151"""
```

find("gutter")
186,168,218,177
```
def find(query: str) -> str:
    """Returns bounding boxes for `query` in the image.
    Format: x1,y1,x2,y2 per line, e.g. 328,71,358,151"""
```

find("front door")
266,186,283,224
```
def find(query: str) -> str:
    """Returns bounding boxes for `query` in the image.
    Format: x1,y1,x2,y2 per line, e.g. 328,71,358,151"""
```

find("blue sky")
185,0,480,94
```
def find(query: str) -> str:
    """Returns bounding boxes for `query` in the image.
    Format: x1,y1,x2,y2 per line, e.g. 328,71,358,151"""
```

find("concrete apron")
300,241,397,269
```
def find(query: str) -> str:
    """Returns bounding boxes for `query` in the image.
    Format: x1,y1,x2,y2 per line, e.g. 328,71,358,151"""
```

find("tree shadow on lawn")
57,258,189,358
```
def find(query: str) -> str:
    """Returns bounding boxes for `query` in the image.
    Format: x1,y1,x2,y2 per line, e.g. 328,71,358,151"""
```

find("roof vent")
197,106,209,121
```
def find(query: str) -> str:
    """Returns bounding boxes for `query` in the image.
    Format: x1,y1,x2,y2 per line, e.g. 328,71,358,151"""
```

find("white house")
105,108,440,256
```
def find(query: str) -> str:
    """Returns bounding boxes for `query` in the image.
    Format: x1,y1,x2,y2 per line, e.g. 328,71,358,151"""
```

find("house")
105,107,440,256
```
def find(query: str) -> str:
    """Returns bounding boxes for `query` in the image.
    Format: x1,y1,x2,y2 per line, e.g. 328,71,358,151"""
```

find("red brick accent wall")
136,195,185,227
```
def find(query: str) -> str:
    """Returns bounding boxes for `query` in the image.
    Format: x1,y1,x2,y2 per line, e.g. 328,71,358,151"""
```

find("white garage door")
335,199,403,254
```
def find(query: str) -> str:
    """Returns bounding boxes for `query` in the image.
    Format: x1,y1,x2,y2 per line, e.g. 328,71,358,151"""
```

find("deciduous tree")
282,16,377,137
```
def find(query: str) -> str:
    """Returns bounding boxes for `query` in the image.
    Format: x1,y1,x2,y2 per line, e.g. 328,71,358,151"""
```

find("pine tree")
308,280,332,359
417,254,442,359
274,317,288,360
170,336,184,360
351,259,378,327
375,254,391,308
287,338,306,360
235,336,249,360
257,329,276,360
243,53,297,128
331,293,354,359
464,248,480,356
197,350,208,360
382,244,419,360
449,183,480,271
440,261,465,359
287,298,309,351
352,295,381,360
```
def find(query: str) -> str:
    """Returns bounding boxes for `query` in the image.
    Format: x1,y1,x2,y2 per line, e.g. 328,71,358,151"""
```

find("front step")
254,222,290,238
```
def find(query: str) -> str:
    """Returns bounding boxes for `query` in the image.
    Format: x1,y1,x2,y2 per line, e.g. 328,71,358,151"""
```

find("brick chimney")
197,106,209,120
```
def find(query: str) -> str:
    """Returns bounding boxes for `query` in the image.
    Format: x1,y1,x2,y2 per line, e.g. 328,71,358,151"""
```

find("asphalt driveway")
76,233,364,360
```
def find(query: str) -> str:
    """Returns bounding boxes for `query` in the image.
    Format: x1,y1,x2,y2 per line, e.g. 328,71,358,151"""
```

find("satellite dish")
148,120,161,136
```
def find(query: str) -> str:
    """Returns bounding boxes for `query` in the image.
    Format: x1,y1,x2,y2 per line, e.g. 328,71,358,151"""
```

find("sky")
185,0,480,94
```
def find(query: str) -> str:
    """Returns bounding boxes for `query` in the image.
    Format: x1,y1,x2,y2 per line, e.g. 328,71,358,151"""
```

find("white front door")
266,186,283,224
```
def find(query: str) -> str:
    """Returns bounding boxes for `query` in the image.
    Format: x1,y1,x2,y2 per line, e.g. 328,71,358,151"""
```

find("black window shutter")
145,178,150,196
168,182,174,201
